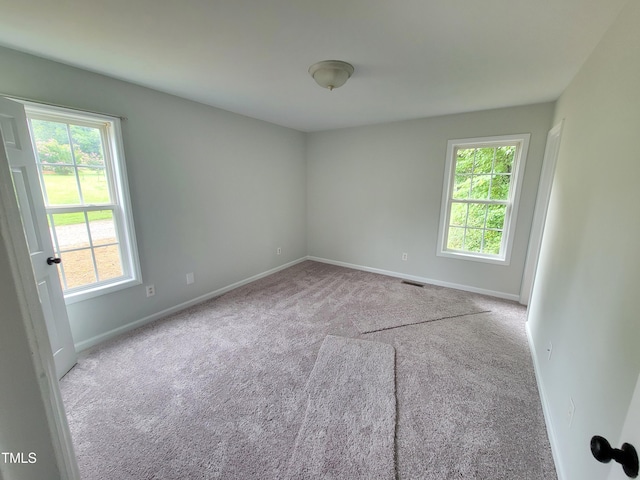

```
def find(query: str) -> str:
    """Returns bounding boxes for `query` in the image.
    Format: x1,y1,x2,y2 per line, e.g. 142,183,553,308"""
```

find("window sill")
63,277,142,305
437,249,511,266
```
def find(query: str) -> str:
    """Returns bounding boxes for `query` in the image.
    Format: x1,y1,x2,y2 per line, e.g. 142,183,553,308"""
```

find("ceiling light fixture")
308,60,354,91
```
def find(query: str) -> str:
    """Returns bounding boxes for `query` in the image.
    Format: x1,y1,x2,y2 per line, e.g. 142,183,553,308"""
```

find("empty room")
0,0,639,479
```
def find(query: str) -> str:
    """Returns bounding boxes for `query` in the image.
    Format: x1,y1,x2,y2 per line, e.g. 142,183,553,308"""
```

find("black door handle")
46,257,62,266
591,435,639,478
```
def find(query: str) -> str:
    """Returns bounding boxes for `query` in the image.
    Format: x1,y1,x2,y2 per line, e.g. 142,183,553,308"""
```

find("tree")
31,120,105,174
36,138,73,175
447,145,515,254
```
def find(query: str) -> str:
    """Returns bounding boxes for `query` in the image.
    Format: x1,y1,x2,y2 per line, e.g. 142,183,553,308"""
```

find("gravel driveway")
53,219,117,249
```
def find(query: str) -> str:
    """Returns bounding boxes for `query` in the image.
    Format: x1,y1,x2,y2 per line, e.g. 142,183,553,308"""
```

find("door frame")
0,129,80,478
520,120,564,305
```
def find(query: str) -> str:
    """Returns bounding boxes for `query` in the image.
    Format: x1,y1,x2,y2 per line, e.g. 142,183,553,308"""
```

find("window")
25,103,141,303
437,134,530,265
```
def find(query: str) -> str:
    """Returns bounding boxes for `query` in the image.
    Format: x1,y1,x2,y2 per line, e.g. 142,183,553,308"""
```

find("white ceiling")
0,0,629,132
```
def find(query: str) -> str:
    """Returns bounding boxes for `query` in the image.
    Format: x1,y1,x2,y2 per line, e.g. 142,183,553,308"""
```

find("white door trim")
520,120,564,305
0,130,80,478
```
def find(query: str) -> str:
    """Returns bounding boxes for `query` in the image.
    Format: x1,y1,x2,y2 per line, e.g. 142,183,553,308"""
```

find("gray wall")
527,1,640,478
307,103,554,298
0,46,307,347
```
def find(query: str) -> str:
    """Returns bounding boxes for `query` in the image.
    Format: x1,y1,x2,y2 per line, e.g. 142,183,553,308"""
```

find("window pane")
455,149,474,174
78,167,111,204
69,125,105,167
449,202,467,226
453,174,470,199
486,204,506,229
470,175,491,199
467,203,487,228
464,228,483,253
473,148,494,174
494,146,515,173
94,245,123,281
60,249,96,289
484,230,503,255
87,210,117,246
490,174,511,200
40,167,81,205
447,227,465,250
31,119,73,169
51,213,89,251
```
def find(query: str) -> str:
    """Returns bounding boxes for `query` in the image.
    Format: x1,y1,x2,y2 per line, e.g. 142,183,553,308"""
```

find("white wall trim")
75,257,308,351
307,256,520,301
526,322,565,480
520,120,564,305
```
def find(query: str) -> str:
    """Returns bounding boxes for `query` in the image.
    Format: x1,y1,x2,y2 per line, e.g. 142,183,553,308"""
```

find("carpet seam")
284,335,329,478
393,346,399,480
285,335,397,479
284,392,314,478
359,310,492,334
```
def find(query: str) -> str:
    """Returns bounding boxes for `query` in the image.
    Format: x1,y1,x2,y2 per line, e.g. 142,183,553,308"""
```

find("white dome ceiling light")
308,60,354,91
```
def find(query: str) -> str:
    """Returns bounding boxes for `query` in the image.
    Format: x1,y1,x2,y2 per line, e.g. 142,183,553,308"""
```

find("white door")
0,97,77,379
606,373,640,480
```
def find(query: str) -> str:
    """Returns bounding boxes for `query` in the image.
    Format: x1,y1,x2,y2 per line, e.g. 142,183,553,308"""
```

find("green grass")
42,172,113,226
51,210,113,226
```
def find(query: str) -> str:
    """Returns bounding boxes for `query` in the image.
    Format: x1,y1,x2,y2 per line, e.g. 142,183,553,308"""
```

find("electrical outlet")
186,272,194,285
402,252,408,261
567,397,575,427
277,247,282,255
146,284,155,297
547,342,553,360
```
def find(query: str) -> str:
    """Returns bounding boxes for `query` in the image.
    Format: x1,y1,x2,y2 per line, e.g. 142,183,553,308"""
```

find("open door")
0,97,77,379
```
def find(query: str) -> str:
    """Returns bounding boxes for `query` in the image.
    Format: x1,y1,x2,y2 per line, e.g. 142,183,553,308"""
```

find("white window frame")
24,102,141,304
437,133,530,265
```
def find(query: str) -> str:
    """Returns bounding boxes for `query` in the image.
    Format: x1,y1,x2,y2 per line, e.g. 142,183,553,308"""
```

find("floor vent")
401,280,425,288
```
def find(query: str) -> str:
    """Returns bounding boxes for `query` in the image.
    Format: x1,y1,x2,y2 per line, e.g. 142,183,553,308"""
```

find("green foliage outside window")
447,145,515,255
31,119,105,175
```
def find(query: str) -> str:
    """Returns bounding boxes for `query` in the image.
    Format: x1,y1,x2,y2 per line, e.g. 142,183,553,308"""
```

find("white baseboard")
76,254,520,352
74,257,308,352
526,322,564,480
307,256,520,301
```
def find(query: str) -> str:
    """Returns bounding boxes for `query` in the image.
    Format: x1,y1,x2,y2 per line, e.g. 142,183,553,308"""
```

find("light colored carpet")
285,335,396,479
60,260,557,479
347,280,489,333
